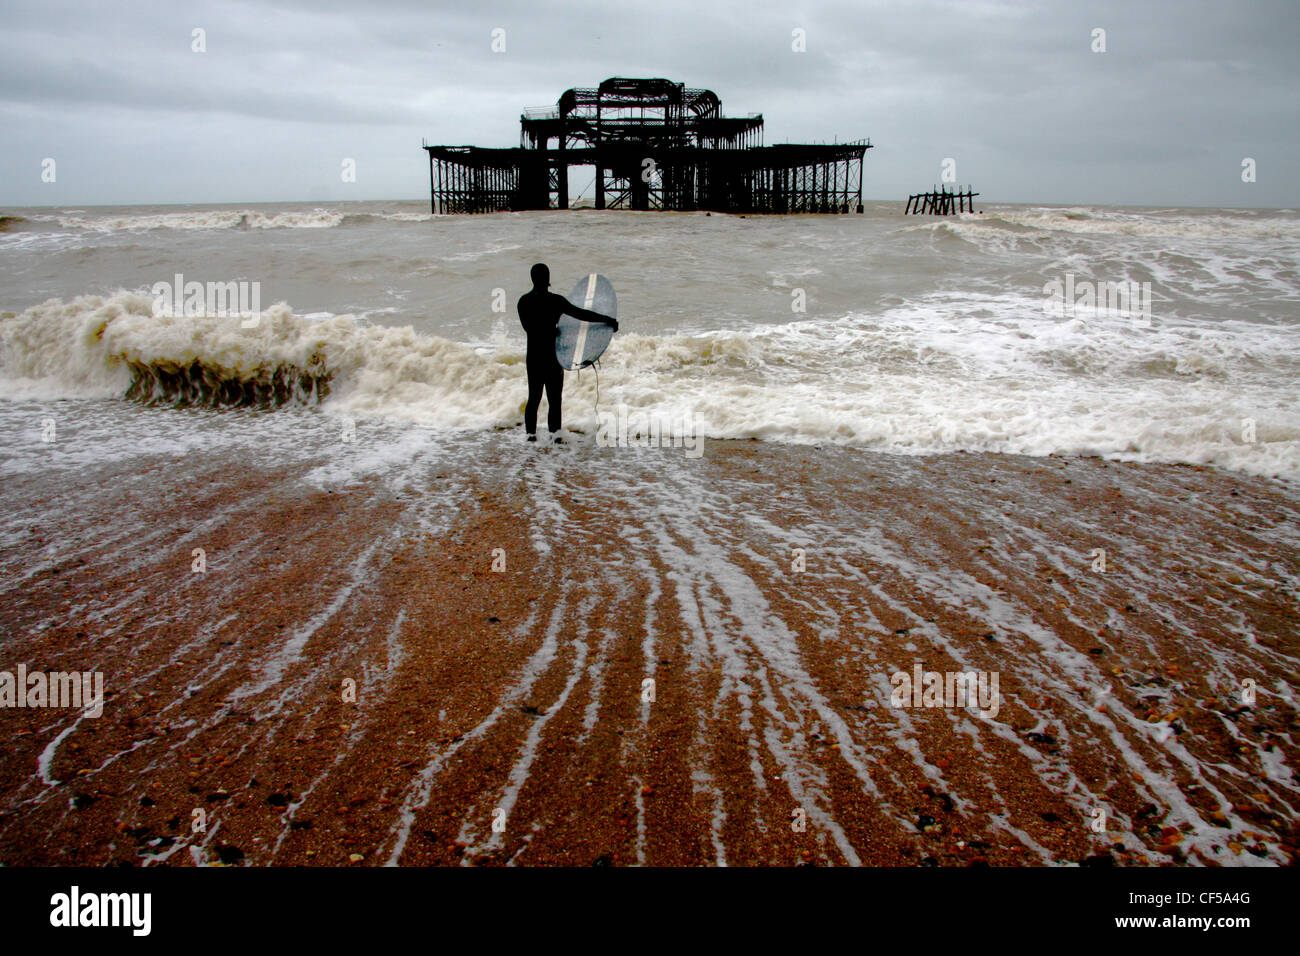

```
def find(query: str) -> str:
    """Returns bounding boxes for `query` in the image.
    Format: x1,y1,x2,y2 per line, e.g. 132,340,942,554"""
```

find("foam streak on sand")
0,420,1296,866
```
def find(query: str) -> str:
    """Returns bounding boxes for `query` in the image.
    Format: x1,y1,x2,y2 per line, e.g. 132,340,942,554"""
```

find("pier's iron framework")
905,186,980,215
423,77,869,214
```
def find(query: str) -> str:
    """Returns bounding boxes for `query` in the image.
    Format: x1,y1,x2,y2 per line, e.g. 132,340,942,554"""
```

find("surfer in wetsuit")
517,263,617,442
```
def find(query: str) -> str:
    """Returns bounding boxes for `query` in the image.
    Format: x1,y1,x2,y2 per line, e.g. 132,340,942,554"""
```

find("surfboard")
556,273,617,370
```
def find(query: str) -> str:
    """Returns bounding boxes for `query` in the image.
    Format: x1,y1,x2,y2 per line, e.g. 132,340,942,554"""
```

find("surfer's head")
530,263,549,288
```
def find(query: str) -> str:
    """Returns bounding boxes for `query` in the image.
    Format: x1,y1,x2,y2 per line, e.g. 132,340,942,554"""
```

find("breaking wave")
26,208,436,233
931,206,1300,243
2,290,1298,478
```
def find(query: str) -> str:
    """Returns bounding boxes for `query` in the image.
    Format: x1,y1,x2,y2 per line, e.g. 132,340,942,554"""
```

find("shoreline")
0,436,1296,865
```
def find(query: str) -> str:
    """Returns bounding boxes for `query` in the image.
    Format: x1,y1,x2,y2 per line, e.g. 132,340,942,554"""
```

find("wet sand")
0,434,1297,866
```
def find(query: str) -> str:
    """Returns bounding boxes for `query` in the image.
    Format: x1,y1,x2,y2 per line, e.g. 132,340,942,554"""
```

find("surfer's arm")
566,310,616,332
562,301,618,329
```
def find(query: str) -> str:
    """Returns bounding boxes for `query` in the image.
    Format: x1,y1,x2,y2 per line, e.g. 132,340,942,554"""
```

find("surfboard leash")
578,358,601,423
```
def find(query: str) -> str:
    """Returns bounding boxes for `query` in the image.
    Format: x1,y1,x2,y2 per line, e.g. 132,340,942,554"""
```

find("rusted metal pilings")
904,186,980,215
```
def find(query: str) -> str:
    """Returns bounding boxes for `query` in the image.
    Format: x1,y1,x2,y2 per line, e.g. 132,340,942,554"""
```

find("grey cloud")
0,0,1295,206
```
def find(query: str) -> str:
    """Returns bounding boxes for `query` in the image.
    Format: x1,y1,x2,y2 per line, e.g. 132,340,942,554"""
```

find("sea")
2,199,1297,869
1,199,1297,478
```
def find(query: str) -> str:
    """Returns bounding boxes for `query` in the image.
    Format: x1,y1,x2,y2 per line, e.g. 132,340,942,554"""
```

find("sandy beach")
1,426,1295,866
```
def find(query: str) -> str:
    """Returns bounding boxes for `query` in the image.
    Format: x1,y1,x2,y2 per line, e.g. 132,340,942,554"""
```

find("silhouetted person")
517,263,617,442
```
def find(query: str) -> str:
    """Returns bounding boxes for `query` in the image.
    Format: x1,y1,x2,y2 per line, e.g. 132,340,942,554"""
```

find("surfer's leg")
545,362,563,433
524,361,545,435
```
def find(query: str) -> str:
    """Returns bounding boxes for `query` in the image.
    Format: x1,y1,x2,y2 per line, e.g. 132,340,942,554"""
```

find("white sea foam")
962,207,1300,242
2,289,1298,477
34,207,438,233
47,208,349,231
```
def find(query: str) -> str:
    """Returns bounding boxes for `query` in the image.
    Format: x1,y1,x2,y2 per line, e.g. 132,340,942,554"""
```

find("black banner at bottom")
0,865,1277,943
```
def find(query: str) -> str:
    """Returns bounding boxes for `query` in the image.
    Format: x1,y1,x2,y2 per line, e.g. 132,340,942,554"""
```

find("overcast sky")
1,0,1296,208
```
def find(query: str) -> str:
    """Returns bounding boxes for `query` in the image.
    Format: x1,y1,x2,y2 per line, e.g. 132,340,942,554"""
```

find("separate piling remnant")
905,187,980,215
424,77,870,214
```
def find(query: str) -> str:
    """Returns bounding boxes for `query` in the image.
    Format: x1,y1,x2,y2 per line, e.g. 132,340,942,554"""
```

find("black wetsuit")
517,289,609,435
